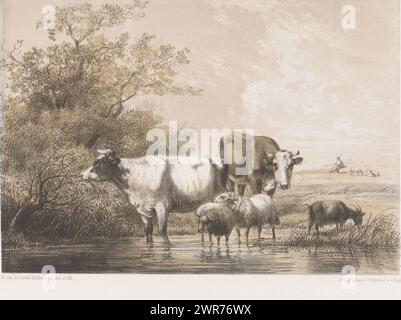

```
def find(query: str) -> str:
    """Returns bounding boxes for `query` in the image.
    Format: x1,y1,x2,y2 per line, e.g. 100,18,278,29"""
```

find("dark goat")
306,200,365,235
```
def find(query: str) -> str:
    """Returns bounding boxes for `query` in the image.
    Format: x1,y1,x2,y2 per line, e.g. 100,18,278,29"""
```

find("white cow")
81,149,229,244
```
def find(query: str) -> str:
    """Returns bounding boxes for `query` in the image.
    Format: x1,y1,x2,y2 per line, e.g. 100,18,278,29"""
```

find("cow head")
264,150,303,190
81,148,122,182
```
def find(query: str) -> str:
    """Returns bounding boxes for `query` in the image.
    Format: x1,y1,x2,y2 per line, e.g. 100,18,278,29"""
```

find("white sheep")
214,192,280,241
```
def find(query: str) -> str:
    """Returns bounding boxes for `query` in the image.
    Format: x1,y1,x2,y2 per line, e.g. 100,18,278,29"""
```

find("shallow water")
2,234,399,274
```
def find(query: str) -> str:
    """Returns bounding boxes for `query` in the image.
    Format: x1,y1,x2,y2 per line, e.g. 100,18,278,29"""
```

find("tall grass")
259,214,399,249
1,183,144,248
1,186,199,248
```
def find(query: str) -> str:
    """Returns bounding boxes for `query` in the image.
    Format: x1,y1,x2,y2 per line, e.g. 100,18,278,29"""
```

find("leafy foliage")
1,1,201,245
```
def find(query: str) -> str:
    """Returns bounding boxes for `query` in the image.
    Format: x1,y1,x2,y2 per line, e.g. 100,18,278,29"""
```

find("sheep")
306,200,365,235
214,192,280,241
350,167,364,176
195,202,236,245
365,169,380,177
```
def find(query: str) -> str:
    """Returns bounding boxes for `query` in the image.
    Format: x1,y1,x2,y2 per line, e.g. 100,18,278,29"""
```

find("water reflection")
199,242,235,263
2,235,399,274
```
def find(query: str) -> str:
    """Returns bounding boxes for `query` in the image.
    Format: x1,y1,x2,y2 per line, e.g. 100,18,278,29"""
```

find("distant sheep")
214,192,280,241
196,202,236,245
306,200,365,235
365,169,380,177
350,167,364,176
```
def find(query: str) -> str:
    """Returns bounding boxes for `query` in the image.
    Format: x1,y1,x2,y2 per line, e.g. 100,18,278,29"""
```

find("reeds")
260,213,399,249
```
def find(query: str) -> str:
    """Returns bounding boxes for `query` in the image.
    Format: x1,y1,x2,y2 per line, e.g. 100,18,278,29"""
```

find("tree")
2,0,201,148
1,1,202,244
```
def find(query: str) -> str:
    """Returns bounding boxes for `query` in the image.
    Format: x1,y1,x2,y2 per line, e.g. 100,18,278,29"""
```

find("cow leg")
225,234,229,244
201,231,205,243
271,224,276,240
208,232,213,244
226,179,235,192
236,228,241,242
266,183,277,197
245,227,251,242
257,225,262,240
141,215,154,243
238,184,246,196
217,236,221,246
315,224,319,236
155,202,171,245
256,180,262,193
249,181,259,195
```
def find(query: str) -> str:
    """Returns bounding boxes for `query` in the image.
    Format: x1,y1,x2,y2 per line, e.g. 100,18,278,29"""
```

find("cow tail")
212,160,229,192
220,163,229,190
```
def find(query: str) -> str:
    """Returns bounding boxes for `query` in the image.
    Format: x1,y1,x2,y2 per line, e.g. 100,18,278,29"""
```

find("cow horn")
293,150,300,156
97,148,111,154
97,144,113,154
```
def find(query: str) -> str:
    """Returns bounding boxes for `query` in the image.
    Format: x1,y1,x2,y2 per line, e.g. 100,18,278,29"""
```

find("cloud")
158,0,398,166
207,56,234,79
332,118,380,138
222,0,397,151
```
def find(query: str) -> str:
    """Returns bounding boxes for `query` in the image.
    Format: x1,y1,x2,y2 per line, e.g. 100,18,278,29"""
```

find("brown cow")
220,133,303,197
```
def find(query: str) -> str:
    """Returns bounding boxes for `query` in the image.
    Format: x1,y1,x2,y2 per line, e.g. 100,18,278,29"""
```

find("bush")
1,1,201,247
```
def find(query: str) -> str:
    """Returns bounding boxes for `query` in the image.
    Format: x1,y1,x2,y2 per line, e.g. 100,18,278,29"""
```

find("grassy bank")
258,214,399,249
1,210,198,249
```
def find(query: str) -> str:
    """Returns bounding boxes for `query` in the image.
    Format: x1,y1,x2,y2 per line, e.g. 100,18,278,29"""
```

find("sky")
2,0,400,171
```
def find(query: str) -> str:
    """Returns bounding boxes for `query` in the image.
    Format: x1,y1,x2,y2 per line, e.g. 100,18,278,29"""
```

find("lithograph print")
1,0,399,275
